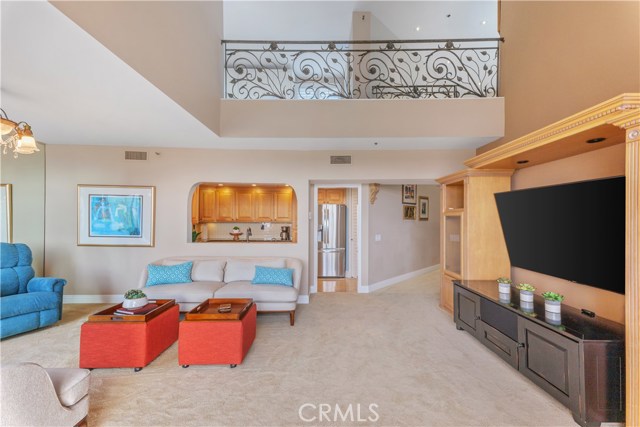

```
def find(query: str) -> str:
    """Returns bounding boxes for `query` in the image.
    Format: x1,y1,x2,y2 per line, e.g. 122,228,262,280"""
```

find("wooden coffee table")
179,298,256,368
79,299,179,371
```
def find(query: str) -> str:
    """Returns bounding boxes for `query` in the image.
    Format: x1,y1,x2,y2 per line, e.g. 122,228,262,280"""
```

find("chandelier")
1,109,40,158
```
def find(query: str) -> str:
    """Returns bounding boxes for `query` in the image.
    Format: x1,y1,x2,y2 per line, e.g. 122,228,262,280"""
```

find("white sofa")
138,256,302,325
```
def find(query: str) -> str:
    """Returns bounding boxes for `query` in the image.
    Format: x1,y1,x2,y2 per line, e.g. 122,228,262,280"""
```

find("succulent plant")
541,291,565,302
124,289,147,300
232,226,240,231
516,283,536,292
497,277,512,284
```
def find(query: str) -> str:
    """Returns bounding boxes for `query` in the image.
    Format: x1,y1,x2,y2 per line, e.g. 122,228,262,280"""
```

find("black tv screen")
494,176,625,295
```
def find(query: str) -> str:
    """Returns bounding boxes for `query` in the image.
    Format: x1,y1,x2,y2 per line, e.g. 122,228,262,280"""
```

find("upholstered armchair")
0,362,91,426
0,243,66,339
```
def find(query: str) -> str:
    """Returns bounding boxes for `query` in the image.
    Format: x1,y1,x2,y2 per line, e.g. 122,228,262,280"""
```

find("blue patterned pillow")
251,266,294,286
146,262,193,286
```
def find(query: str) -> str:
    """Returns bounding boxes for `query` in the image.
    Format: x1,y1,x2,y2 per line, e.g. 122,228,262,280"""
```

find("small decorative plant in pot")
496,277,512,293
123,289,148,309
541,291,564,314
231,226,241,234
516,283,536,303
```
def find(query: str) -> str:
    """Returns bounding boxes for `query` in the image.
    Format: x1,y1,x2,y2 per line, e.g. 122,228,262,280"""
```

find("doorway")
312,184,362,294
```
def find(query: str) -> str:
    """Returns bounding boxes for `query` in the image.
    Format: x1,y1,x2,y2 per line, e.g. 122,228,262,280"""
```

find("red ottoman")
79,300,179,371
179,299,256,368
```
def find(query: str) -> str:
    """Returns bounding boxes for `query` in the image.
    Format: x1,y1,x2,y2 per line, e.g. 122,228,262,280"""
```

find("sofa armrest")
27,277,67,294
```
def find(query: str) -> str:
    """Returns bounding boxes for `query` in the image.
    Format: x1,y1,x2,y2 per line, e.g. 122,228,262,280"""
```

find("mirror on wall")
0,142,46,275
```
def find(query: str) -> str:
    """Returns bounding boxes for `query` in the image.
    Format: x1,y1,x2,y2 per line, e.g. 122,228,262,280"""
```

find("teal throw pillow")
146,262,193,286
251,266,294,287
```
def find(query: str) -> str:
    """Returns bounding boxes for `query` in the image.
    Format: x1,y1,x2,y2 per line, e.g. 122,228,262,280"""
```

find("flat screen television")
494,176,625,295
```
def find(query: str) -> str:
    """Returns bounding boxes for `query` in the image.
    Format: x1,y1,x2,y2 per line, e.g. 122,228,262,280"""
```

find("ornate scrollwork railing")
223,38,502,100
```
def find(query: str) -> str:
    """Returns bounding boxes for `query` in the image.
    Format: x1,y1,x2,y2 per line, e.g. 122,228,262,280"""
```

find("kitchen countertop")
199,239,294,243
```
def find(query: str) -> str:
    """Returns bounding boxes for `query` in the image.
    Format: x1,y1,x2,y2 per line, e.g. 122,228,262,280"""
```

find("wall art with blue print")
89,194,143,237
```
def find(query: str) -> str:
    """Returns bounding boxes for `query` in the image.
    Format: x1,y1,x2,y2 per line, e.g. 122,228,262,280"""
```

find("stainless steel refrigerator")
318,204,347,278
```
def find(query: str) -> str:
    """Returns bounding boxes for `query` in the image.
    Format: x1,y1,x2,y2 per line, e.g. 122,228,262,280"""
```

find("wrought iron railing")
223,38,502,100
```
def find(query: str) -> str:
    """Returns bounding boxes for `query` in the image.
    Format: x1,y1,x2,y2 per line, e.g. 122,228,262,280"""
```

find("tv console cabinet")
453,280,625,427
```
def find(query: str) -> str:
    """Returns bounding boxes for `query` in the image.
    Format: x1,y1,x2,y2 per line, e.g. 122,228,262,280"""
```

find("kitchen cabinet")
274,190,293,222
254,191,275,222
318,188,346,204
198,186,217,222
215,189,236,222
191,186,200,223
236,190,254,221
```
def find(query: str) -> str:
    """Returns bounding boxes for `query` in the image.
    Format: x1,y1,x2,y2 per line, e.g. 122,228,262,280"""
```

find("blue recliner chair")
0,243,66,339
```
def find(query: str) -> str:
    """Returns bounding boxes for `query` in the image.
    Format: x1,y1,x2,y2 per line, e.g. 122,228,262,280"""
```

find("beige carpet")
0,271,575,426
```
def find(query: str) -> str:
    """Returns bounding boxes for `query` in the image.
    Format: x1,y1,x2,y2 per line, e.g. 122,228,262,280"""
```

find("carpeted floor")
0,270,576,426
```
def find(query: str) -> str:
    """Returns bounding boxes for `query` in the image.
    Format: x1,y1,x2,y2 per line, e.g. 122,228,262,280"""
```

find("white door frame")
311,183,365,294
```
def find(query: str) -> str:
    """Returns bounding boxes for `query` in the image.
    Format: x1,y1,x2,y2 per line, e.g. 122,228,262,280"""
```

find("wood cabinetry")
436,170,513,313
196,185,295,223
318,188,346,204
454,280,625,426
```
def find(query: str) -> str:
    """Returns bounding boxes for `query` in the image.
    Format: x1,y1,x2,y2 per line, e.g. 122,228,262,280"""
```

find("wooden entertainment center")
437,94,640,425
453,280,624,426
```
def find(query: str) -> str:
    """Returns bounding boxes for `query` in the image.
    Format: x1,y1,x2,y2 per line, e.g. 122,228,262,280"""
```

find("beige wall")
45,145,472,298
0,143,46,276
52,1,223,134
368,185,440,284
511,143,626,323
479,1,640,153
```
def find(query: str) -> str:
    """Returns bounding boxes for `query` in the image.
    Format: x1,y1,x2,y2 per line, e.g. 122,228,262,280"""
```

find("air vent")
330,155,351,165
125,151,148,161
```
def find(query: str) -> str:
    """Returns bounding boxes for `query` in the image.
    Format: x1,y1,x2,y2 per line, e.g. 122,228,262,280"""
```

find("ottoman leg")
230,364,237,368
134,367,143,372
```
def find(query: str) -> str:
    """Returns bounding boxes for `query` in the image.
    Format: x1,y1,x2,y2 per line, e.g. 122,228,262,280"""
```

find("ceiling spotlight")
586,137,606,144
416,26,421,32
482,20,487,25
516,160,529,165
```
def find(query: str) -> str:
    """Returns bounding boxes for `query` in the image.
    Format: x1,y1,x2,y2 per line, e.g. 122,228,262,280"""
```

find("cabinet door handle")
475,316,481,320
517,343,525,348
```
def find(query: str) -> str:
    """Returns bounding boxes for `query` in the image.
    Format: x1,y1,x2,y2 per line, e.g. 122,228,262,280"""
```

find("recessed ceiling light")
416,26,420,32
586,137,606,144
516,160,529,164
482,20,487,25
251,184,257,187
218,183,223,186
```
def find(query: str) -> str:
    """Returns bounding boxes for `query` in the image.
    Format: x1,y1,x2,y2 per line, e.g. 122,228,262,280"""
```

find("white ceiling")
1,1,500,151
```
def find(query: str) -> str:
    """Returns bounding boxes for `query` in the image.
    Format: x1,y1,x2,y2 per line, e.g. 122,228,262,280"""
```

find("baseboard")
64,294,312,304
365,264,440,293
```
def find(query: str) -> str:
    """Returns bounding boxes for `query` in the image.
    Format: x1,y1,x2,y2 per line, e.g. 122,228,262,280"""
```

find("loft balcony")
223,38,502,100
220,38,505,142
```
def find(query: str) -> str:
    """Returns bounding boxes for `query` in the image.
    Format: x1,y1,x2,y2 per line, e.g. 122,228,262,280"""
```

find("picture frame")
78,185,155,246
403,205,416,220
402,184,417,204
1,184,13,243
418,196,429,221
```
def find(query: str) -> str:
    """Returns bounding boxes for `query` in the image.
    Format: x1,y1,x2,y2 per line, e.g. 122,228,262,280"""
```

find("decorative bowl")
123,296,148,309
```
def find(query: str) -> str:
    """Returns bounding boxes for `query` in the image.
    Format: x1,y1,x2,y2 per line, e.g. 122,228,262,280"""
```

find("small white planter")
499,293,511,304
519,290,534,303
545,299,562,314
123,296,148,309
498,283,511,293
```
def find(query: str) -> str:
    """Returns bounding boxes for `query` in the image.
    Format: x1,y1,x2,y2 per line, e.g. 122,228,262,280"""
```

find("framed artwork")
1,184,12,243
402,184,417,204
403,205,416,220
78,185,155,246
418,196,429,221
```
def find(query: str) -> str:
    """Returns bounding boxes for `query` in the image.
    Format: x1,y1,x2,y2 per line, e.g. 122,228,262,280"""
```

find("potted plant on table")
496,277,512,293
541,291,565,314
123,289,148,309
516,283,536,303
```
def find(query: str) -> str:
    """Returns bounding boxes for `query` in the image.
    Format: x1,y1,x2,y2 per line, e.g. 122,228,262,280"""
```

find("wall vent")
125,151,148,161
330,155,351,165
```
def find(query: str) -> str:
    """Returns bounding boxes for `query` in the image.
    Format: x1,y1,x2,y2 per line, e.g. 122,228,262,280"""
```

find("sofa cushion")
44,367,91,407
146,262,193,286
252,266,294,286
224,259,286,283
142,281,224,303
191,260,226,282
214,281,298,302
0,292,59,319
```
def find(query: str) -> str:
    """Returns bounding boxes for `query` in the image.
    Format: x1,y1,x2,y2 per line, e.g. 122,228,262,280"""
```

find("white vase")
498,283,511,293
123,296,148,309
545,300,562,314
520,290,534,303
